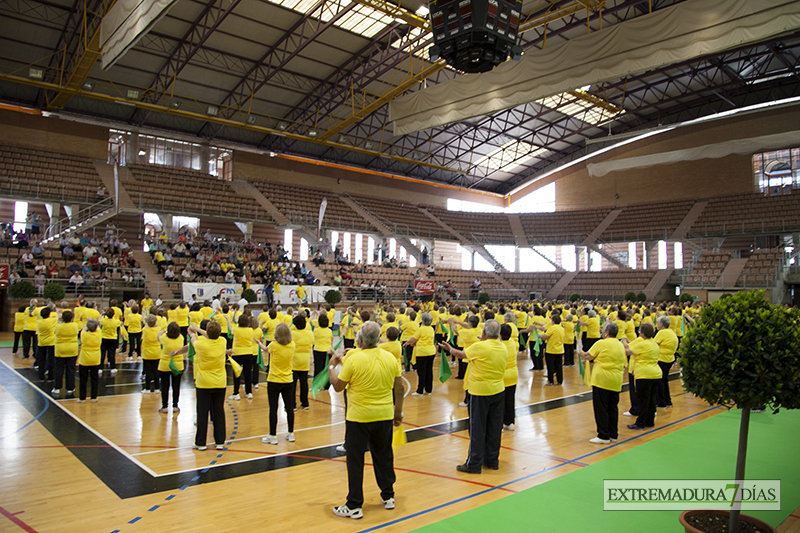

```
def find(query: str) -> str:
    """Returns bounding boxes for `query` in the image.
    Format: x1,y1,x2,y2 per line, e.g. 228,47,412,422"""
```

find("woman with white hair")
404,312,436,395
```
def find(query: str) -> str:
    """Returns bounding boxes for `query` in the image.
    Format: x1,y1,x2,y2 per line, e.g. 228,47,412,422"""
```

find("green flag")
187,337,195,362
532,328,542,350
257,345,265,370
169,355,181,376
681,316,686,336
439,350,452,383
310,354,330,398
576,322,581,337
578,354,585,380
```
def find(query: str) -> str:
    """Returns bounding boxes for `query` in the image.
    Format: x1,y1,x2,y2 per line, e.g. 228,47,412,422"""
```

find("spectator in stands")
34,260,46,276
67,260,81,277
31,241,44,259
182,266,194,282
69,272,84,289
83,243,97,258
9,270,21,284
21,250,34,268
68,234,81,251
305,272,316,285
47,261,58,278
174,241,187,257
164,265,175,281
62,243,75,258
427,263,435,277
34,272,46,295
421,247,428,265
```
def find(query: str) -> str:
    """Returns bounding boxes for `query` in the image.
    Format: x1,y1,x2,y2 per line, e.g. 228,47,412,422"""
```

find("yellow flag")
392,424,407,448
583,360,592,388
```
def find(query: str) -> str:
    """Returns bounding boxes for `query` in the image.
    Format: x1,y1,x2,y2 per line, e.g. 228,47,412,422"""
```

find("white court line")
0,359,160,478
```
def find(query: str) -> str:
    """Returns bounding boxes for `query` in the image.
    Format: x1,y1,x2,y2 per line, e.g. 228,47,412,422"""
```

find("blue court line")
358,405,722,533
0,380,50,441
128,517,141,524
147,505,159,512
164,495,175,501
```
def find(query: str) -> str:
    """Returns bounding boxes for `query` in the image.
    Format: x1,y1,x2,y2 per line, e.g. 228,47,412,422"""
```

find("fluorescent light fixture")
337,134,347,144
580,84,591,91
82,82,94,91
126,90,139,100
246,115,257,125
114,99,136,107
308,130,318,137
169,101,181,109
415,5,429,17
364,141,374,149
206,106,219,116
269,152,277,157
28,68,43,80
277,122,287,130
138,149,146,156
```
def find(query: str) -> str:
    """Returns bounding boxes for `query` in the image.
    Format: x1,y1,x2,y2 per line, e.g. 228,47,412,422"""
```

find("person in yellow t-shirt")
126,305,144,359
399,310,419,372
534,314,565,386
36,306,58,382
291,315,314,410
404,312,436,395
562,313,576,367
500,323,519,431
580,321,626,444
140,314,162,394
382,327,403,368
176,301,190,338
438,320,506,474
225,313,255,400
100,308,121,374
82,302,100,327
78,318,102,402
140,293,154,312
188,303,204,331
259,322,295,444
622,322,661,431
53,310,79,398
312,314,333,390
13,304,26,356
157,321,185,412
328,321,403,518
654,315,679,409
22,299,42,359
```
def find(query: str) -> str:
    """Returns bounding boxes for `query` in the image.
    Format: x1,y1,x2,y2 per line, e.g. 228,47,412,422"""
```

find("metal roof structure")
1,0,799,195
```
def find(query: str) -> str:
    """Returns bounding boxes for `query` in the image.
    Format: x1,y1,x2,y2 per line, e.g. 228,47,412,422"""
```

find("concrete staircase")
644,269,673,300
94,161,137,209
340,195,422,262
717,258,749,288
417,207,502,269
546,271,577,300
582,209,628,269
231,179,288,225
507,214,529,247
670,200,708,241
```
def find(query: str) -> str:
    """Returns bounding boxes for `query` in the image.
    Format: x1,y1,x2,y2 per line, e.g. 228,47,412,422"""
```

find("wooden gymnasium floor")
2,331,792,533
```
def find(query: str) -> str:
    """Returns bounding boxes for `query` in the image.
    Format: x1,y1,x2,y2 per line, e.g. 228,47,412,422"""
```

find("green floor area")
415,408,800,532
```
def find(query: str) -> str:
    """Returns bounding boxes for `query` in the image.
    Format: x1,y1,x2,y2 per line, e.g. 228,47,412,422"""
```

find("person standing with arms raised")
329,321,404,520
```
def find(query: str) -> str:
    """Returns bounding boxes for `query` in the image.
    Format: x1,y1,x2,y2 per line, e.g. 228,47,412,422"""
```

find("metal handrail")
42,196,116,242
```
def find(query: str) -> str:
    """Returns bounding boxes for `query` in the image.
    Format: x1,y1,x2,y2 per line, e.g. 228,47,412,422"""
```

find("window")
754,148,800,193
674,242,683,269
355,234,363,263
658,240,667,269
13,201,28,233
300,238,309,261
284,229,293,260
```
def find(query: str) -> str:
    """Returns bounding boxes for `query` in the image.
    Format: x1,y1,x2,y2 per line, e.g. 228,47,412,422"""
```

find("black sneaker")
456,463,481,474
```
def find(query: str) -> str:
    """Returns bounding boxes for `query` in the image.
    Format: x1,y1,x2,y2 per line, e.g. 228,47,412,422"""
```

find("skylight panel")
473,140,548,172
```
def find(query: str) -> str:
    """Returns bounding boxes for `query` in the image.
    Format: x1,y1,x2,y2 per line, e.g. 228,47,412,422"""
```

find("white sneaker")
286,432,295,442
228,394,240,400
216,444,224,450
332,504,363,519
610,438,618,442
458,401,468,407
158,407,169,413
109,369,117,375
590,437,611,444
253,383,259,389
410,392,423,396
336,444,346,455
245,393,253,399
623,411,633,417
504,423,515,431
382,497,395,510
422,392,431,395
261,435,278,445
51,389,59,399
193,444,207,451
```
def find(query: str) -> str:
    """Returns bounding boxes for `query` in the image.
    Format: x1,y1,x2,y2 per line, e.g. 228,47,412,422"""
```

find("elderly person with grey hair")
403,312,437,394
579,321,626,444
438,319,507,474
654,315,679,408
329,321,404,520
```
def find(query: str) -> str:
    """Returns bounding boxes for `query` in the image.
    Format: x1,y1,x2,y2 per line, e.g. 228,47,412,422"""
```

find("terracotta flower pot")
679,509,777,533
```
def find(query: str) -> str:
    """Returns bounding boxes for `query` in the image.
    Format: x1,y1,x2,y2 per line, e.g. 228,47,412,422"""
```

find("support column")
160,214,173,238
200,144,210,174
46,202,61,237
515,247,521,272
127,134,138,165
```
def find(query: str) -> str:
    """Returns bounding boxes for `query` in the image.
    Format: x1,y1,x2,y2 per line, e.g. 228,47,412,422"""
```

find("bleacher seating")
737,248,783,287
518,208,610,245
501,272,564,292
557,270,658,299
691,191,800,236
426,207,515,245
601,199,694,241
0,143,103,203
682,251,732,286
347,194,452,240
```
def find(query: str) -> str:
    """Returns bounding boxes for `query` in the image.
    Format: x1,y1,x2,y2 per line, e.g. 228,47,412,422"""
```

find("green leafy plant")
9,281,35,299
636,292,647,302
324,289,342,305
679,290,800,532
43,282,66,302
568,293,581,302
624,291,637,302
679,292,694,304
477,291,491,305
241,288,257,303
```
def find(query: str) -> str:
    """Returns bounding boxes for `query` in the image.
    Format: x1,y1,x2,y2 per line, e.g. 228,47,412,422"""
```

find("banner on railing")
0,265,9,286
414,280,434,294
181,283,338,305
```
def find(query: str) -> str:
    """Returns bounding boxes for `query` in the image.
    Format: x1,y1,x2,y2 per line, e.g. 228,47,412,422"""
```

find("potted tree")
678,290,800,533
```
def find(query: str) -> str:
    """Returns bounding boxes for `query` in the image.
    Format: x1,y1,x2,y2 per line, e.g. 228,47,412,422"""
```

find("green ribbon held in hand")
532,327,542,350
439,349,452,383
187,337,195,362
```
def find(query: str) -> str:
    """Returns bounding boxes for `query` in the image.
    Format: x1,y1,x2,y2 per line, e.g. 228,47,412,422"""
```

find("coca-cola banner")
414,279,434,294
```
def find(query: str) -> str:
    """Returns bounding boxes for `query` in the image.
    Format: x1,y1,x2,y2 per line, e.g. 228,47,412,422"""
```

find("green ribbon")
439,349,452,383
187,337,195,362
532,327,542,350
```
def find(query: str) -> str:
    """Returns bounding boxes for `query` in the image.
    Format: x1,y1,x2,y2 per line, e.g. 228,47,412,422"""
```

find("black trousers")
119,327,127,353
54,356,77,391
267,381,294,435
292,370,309,408
592,386,619,440
195,388,226,446
583,337,598,352
634,379,658,428
466,391,504,469
545,352,563,384
160,370,182,408
180,326,189,343
37,345,54,381
13,331,22,354
530,343,544,370
564,342,575,366
344,338,355,350
403,346,414,372
313,350,329,390
627,372,639,415
345,420,395,509
101,339,118,369
415,355,434,394
128,332,142,357
503,384,516,425
656,360,673,407
232,354,253,395
142,359,159,391
79,365,99,400
22,330,37,359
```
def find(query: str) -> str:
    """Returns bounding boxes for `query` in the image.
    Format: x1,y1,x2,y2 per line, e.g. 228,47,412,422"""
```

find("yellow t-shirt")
625,320,636,342
412,325,436,357
213,312,229,334
201,306,213,318
141,298,153,310
83,308,100,324
158,335,185,373
267,341,294,383
100,316,121,339
654,328,679,363
231,326,254,355
463,339,507,396
24,307,42,331
251,328,262,356
588,338,626,392
313,327,333,352
261,317,280,341
381,321,400,339
339,347,401,423
292,329,314,371
459,327,480,350
585,316,601,339
54,322,80,357
79,329,102,366
502,338,519,387
629,337,661,379
126,313,143,334
73,306,85,328
36,316,58,347
141,326,162,360
544,324,564,354
14,311,26,332
382,340,403,366
562,320,575,344
189,310,204,326
193,336,227,388
613,319,626,340
400,320,419,342
176,307,189,327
